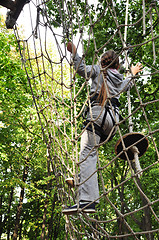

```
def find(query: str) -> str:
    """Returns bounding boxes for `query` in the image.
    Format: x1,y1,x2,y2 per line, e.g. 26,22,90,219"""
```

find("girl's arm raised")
131,62,143,76
67,42,76,56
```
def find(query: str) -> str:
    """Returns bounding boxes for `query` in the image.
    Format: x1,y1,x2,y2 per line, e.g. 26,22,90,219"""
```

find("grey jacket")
74,53,133,100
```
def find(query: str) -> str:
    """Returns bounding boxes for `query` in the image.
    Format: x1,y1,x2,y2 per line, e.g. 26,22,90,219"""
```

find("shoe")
66,177,74,188
62,201,96,215
66,175,80,188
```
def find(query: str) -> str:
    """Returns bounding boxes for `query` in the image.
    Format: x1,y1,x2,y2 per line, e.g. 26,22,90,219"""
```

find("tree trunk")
35,200,40,240
112,166,128,239
19,218,24,240
12,187,25,240
7,187,14,240
41,200,48,240
41,149,52,240
0,187,14,239
132,162,153,240
48,191,59,239
13,164,28,240
0,195,3,239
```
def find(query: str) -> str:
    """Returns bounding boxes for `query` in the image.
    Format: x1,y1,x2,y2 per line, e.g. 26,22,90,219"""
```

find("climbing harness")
83,94,120,142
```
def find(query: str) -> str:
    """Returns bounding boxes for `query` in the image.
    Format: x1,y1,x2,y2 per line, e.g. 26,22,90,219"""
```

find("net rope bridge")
4,0,159,239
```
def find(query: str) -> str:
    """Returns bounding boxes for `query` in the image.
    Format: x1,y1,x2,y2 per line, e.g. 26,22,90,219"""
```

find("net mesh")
14,0,159,239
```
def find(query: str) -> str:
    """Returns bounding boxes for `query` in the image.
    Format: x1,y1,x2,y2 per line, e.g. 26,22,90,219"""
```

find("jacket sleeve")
120,75,134,92
73,53,99,79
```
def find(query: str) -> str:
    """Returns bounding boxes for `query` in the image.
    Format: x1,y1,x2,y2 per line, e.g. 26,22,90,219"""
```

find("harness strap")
83,94,120,142
101,107,108,129
100,105,116,129
83,120,104,139
100,105,117,141
90,94,121,107
83,120,115,143
90,94,120,129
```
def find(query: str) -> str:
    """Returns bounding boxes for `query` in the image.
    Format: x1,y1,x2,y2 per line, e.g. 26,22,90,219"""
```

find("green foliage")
0,17,65,239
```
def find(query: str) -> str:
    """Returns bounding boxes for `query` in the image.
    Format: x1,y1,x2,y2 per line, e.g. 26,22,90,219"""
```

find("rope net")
14,0,159,239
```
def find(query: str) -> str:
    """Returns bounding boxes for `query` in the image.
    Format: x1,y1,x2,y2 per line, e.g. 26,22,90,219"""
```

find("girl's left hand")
131,63,143,76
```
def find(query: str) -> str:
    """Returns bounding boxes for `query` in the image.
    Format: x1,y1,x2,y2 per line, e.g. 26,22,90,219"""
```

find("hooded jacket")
74,53,133,100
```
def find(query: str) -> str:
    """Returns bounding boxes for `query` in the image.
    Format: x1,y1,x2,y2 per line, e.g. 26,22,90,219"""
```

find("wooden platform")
115,132,149,160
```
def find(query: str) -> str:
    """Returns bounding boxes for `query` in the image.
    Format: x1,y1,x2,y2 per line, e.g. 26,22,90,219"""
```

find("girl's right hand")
67,42,76,55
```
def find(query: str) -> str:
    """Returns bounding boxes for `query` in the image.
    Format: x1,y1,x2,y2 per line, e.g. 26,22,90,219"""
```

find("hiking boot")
66,177,74,188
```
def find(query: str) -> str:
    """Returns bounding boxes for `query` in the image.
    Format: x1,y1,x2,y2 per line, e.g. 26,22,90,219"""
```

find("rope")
124,0,143,178
13,0,159,239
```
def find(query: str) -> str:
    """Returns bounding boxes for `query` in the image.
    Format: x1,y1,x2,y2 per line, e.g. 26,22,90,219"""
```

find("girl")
62,42,143,215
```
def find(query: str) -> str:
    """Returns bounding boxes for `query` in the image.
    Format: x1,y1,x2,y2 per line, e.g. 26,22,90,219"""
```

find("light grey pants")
78,105,119,203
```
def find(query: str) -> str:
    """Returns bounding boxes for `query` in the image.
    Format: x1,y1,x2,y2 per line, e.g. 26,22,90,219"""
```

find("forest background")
0,0,159,239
